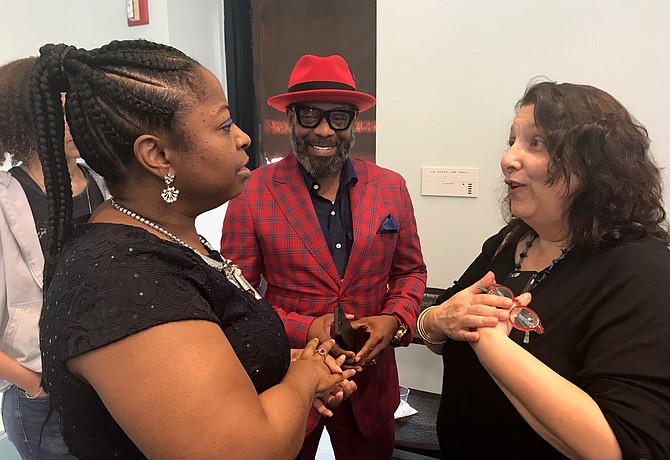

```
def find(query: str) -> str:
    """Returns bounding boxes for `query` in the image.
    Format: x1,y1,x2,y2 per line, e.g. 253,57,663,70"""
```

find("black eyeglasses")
290,104,357,131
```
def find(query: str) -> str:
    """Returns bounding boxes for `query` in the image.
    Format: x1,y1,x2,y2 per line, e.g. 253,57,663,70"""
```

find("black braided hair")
0,57,37,164
30,40,200,288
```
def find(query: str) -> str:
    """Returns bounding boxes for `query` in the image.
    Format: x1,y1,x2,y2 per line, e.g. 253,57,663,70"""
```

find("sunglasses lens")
328,111,353,130
296,107,322,128
510,307,542,332
486,283,545,336
488,285,514,299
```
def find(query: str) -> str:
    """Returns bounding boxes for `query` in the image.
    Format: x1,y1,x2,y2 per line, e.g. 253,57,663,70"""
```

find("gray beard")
290,125,355,179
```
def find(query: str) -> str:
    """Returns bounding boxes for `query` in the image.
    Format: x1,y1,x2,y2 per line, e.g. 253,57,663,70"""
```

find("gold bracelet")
24,387,45,399
417,306,447,345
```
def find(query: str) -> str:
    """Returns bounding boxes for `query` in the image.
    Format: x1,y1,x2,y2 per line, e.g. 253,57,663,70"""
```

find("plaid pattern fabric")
221,152,426,435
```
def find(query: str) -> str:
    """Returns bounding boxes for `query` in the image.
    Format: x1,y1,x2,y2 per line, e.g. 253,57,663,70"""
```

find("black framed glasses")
290,104,357,131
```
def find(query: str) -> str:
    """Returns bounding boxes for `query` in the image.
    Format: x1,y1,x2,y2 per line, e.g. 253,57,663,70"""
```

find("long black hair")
29,40,200,287
504,80,669,250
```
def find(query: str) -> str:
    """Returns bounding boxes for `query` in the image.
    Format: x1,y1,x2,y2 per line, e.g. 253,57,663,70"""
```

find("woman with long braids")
27,40,355,459
0,56,107,459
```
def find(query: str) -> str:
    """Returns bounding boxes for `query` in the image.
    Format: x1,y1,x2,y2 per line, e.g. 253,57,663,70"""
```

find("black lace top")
40,223,291,460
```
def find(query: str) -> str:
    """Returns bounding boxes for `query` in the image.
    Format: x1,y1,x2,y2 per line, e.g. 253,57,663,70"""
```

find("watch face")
392,323,409,345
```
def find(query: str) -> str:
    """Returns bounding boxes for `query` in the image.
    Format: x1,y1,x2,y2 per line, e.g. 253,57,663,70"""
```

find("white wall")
0,0,169,62
166,0,226,82
0,0,225,81
378,0,670,392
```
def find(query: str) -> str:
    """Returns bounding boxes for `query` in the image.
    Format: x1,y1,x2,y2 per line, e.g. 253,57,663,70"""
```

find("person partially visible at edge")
0,56,108,459
28,40,356,460
221,54,427,460
418,80,670,459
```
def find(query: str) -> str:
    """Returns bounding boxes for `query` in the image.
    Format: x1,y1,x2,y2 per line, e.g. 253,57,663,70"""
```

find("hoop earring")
161,173,179,203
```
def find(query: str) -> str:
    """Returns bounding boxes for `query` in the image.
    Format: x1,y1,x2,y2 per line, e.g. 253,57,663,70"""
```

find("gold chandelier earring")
161,172,179,203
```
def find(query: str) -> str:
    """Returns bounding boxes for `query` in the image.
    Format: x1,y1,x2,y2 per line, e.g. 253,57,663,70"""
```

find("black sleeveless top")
9,165,105,253
40,223,291,459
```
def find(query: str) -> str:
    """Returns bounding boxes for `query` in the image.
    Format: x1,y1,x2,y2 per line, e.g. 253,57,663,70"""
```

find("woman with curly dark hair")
0,56,107,459
18,39,355,459
419,81,670,459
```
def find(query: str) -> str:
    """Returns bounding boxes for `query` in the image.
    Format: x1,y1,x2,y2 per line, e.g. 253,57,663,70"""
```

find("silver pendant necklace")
110,198,262,300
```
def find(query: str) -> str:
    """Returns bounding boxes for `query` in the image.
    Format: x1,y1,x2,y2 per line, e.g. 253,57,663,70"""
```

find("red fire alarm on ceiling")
127,0,149,27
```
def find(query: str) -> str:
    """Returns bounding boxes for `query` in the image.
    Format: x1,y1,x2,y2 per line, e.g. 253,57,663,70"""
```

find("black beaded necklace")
514,233,572,291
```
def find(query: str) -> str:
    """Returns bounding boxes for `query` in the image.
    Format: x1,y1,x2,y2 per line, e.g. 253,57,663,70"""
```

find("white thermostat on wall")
421,167,479,197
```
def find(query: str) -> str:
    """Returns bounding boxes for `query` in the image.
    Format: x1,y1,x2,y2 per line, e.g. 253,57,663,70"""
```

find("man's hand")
349,314,398,371
307,313,356,361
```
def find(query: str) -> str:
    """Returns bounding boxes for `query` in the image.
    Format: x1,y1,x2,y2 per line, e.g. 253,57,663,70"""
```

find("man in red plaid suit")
221,54,426,459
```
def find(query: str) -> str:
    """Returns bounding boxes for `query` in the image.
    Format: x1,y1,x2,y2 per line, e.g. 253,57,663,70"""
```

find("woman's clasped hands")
431,272,532,342
291,338,357,417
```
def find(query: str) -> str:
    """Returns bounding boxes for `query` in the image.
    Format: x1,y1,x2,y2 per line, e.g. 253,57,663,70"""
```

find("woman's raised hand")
431,272,515,342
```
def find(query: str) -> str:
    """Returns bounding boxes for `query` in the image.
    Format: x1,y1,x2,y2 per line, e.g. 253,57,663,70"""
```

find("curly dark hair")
504,80,669,250
28,40,201,286
0,57,37,164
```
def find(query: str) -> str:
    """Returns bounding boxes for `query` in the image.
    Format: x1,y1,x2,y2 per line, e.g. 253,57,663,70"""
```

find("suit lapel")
343,159,377,290
268,153,342,285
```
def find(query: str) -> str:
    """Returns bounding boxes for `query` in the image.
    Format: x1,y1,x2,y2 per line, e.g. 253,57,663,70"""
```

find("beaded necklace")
514,233,572,291
110,198,262,300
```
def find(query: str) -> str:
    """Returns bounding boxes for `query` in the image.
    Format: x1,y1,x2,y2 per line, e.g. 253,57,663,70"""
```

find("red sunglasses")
479,283,544,342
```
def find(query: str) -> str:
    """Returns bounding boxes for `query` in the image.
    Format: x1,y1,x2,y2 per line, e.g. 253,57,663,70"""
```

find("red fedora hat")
267,54,376,112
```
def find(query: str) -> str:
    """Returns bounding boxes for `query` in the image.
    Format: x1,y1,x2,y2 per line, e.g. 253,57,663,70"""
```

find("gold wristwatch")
391,319,409,346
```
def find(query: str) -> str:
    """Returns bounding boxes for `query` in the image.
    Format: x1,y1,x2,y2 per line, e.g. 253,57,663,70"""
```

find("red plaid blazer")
221,152,427,435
